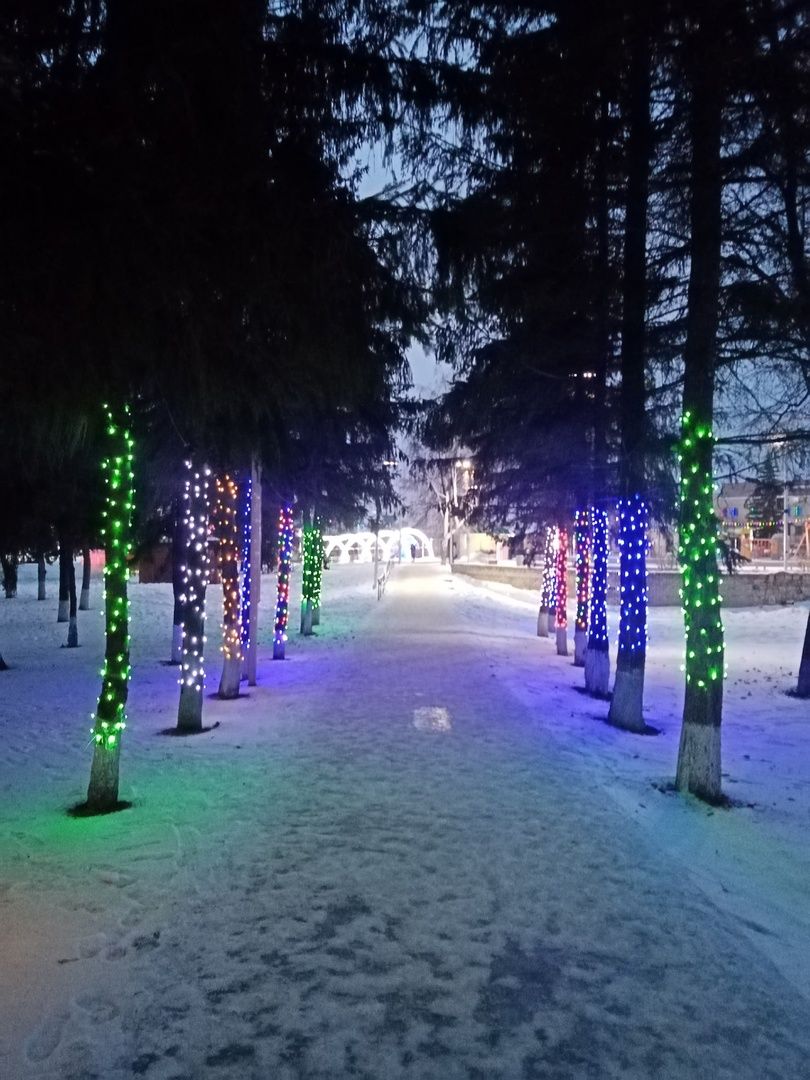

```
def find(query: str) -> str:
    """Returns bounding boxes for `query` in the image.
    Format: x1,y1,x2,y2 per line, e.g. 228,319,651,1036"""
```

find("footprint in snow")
26,1010,69,1062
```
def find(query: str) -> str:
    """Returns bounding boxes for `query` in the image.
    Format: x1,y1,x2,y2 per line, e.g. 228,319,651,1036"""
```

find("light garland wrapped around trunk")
573,510,590,667
239,472,252,675
176,460,211,732
216,474,242,698
555,526,569,656
675,410,725,797
300,522,319,636
273,504,295,659
537,525,556,638
608,493,649,732
85,403,135,812
584,507,610,696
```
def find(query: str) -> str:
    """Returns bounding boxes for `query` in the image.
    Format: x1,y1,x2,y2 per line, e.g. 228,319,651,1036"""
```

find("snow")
1,560,809,1078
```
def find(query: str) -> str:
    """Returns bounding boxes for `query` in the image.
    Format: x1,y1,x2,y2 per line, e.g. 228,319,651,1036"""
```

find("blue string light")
273,505,294,659
239,475,252,658
574,510,590,633
617,494,649,658
587,508,609,651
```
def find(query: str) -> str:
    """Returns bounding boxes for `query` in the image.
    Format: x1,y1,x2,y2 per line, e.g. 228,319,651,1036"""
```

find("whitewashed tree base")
300,600,313,636
556,627,568,656
608,664,646,732
547,611,556,634
86,742,121,811
676,721,721,801
584,647,610,696
79,587,90,611
312,606,320,627
171,624,183,665
537,608,549,637
573,628,587,666
57,599,69,623
218,656,242,699
67,615,78,648
273,641,285,660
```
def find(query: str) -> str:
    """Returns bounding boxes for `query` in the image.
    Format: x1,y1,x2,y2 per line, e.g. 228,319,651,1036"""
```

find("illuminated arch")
323,528,435,563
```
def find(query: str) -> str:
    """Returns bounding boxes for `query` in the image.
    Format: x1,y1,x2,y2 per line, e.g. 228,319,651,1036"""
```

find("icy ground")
1,561,809,1079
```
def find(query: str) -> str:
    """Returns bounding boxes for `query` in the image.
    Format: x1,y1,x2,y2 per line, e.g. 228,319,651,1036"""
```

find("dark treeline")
0,1,808,805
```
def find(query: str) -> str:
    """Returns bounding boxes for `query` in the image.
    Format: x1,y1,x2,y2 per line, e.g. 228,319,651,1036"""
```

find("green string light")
677,410,725,689
90,404,135,750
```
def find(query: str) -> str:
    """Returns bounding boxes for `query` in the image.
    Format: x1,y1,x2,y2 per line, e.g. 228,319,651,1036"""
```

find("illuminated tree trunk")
796,613,810,697
546,526,559,633
177,460,211,733
244,457,261,685
1,554,18,598
609,10,652,735
170,496,184,664
216,475,242,699
675,10,725,802
584,508,610,695
573,512,590,666
239,472,252,676
555,526,569,656
608,497,648,732
79,547,91,610
300,509,315,636
273,504,294,660
57,538,70,621
86,405,135,812
311,518,323,626
37,553,47,600
537,526,554,637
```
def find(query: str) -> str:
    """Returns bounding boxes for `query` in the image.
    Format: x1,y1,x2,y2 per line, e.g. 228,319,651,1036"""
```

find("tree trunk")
573,511,590,666
608,499,649,734
311,516,323,627
796,610,810,697
537,526,554,637
1,553,18,598
300,507,316,636
584,507,610,696
79,547,91,609
170,495,184,664
216,474,242,699
176,460,211,734
244,457,261,685
0,652,7,671
273,504,294,660
609,10,652,734
675,9,725,803
555,526,568,656
66,553,78,647
37,553,47,600
86,405,135,813
58,539,70,621
239,472,253,675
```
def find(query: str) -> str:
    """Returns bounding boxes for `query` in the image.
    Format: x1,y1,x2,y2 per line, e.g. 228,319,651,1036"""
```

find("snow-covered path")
2,562,810,1078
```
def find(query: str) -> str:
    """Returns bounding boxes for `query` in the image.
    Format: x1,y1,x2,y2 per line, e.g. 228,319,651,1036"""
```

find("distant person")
410,542,417,562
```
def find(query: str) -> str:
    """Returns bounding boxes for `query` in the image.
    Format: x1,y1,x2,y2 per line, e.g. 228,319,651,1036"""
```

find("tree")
608,1,654,734
85,405,135,812
675,4,727,803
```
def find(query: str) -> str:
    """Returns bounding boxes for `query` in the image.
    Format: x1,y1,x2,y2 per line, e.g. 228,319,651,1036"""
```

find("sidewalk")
3,562,809,1078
